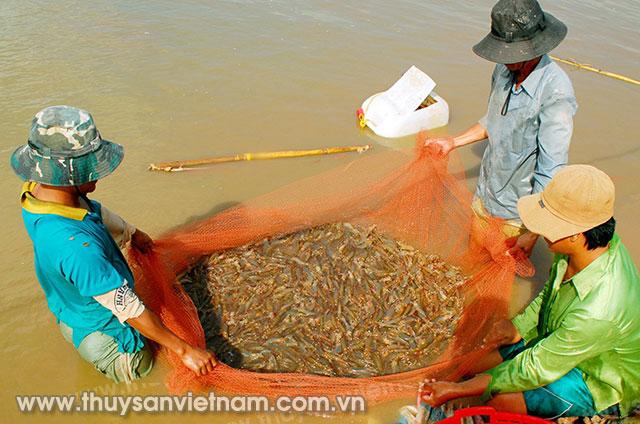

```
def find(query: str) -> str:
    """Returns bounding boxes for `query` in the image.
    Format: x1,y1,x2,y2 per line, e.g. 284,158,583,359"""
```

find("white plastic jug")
357,66,449,138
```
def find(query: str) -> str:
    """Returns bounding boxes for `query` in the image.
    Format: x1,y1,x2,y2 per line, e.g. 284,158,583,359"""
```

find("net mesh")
130,135,534,403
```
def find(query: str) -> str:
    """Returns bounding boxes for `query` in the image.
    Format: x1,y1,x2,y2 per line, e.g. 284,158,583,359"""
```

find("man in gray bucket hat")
11,105,217,382
425,0,577,257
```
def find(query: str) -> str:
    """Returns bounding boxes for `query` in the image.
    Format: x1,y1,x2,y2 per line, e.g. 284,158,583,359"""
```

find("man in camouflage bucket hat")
11,106,217,382
11,105,124,186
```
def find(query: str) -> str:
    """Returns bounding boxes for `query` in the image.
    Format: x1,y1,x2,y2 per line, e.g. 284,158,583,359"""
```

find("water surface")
1,1,638,422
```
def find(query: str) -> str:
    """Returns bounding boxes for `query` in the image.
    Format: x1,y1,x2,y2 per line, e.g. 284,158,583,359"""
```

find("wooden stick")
149,144,372,172
550,55,640,86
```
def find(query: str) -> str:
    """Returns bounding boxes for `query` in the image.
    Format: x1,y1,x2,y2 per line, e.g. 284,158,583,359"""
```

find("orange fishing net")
131,134,533,403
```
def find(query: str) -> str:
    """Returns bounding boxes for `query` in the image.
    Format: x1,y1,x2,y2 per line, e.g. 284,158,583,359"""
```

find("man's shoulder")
27,214,100,255
87,199,103,216
491,63,509,82
610,237,640,286
578,237,639,319
540,59,576,100
25,212,80,238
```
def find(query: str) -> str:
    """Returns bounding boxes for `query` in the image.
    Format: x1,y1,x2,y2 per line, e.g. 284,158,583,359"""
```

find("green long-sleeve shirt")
485,234,640,416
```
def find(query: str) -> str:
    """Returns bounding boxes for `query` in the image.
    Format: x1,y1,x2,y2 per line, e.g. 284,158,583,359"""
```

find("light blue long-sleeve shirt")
476,55,577,220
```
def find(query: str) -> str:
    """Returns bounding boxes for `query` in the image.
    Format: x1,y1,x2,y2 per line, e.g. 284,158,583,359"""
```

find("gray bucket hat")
473,0,567,64
10,105,124,187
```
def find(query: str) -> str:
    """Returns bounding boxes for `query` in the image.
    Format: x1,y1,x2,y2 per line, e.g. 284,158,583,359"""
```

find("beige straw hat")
517,165,615,242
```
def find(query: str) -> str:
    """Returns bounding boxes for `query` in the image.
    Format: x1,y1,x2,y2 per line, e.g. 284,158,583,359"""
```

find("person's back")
21,182,144,353
521,233,640,414
416,165,640,419
579,236,640,412
11,105,217,382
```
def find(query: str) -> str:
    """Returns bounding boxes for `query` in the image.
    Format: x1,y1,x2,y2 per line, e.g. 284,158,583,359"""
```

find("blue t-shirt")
21,183,145,353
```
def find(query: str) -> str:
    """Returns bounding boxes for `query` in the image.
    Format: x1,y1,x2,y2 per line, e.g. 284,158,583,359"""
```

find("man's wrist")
452,133,472,148
459,374,492,397
164,336,189,357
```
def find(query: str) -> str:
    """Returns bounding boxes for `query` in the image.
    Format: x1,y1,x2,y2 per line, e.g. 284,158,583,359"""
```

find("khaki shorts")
471,197,528,240
59,322,153,383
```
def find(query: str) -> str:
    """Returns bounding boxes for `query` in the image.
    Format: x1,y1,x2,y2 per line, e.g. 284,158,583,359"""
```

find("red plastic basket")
438,407,551,424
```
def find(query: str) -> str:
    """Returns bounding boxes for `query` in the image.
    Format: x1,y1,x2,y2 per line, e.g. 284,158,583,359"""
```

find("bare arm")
127,309,217,376
99,206,154,253
452,123,489,149
424,123,488,156
100,205,137,248
421,374,492,406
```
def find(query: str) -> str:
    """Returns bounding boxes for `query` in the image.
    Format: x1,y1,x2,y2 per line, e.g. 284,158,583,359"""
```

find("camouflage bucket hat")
10,105,124,187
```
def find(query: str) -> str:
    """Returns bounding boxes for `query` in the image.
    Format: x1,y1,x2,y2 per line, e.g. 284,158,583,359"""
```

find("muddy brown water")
1,1,638,422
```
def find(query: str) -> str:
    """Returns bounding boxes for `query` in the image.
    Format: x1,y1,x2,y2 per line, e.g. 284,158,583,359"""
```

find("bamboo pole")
550,55,640,86
148,144,372,172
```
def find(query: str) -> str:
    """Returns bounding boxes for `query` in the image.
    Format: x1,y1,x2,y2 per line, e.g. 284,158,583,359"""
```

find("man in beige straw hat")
418,165,640,419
